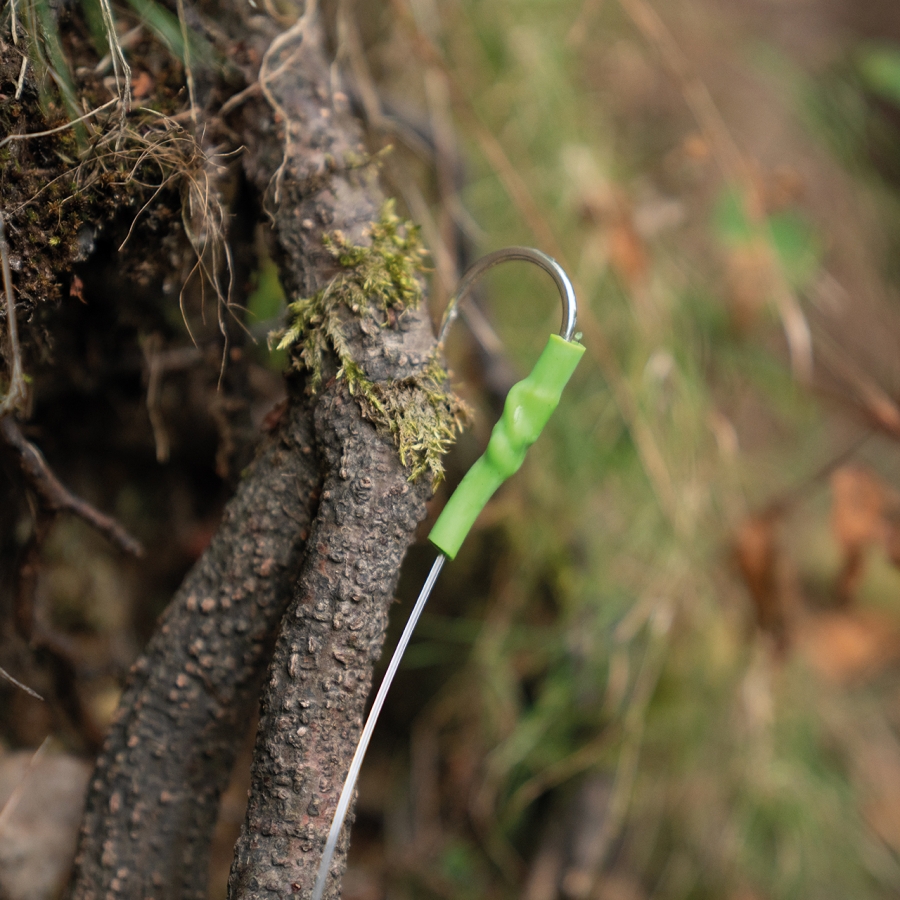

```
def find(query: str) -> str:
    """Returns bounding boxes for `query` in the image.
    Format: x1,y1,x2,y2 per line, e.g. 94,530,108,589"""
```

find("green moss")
274,201,468,483
275,200,427,384
322,199,427,313
341,145,392,172
353,351,469,484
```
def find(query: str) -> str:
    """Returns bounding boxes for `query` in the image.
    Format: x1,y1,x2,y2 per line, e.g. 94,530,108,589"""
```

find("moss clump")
275,199,426,389
274,201,468,483
361,353,469,483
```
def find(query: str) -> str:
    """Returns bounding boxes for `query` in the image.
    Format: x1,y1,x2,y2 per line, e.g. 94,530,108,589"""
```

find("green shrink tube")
429,333,585,559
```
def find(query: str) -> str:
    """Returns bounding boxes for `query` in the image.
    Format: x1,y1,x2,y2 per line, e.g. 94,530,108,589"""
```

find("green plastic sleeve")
429,334,586,559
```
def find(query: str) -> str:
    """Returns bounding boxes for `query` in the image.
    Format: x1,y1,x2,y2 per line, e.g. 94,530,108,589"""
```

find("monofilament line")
311,553,446,900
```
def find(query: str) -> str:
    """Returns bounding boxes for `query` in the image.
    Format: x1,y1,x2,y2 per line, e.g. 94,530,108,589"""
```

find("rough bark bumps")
70,396,321,900
229,349,434,899
70,10,444,900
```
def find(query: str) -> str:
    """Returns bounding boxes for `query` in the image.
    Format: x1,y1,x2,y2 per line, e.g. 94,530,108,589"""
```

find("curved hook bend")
438,246,578,344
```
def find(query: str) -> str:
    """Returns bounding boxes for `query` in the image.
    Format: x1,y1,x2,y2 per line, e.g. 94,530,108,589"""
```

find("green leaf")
79,0,112,58
247,256,286,323
124,0,218,69
767,209,822,290
713,186,822,289
712,187,755,245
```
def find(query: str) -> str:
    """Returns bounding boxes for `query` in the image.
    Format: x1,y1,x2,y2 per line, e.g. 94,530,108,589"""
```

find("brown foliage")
733,508,792,649
830,465,899,605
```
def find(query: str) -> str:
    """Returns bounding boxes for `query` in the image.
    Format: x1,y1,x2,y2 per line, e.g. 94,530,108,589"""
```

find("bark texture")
226,16,437,900
69,396,322,900
70,8,442,900
228,365,433,900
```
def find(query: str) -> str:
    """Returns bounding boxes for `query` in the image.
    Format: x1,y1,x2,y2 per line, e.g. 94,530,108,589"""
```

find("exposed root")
0,404,142,742
142,332,173,463
7,102,241,360
0,213,26,418
0,96,120,151
0,416,144,557
8,0,19,45
14,54,26,98
257,0,319,206
140,337,203,463
3,0,235,370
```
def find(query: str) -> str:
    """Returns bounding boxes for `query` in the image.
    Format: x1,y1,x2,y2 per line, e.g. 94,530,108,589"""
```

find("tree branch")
68,394,322,900
0,416,144,558
70,8,446,900
225,16,439,899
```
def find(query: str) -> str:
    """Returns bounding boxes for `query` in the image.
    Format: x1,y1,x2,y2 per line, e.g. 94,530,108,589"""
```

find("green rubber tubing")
429,334,586,559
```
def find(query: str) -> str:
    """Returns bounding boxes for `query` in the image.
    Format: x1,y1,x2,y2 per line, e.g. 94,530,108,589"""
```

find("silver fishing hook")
438,246,578,345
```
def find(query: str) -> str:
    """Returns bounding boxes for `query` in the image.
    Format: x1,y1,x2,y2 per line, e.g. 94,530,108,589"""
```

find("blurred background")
344,2,900,899
6,0,900,898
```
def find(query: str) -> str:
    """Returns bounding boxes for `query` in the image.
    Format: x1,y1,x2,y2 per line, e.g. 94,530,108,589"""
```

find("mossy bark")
226,17,437,900
68,9,443,900
228,357,433,900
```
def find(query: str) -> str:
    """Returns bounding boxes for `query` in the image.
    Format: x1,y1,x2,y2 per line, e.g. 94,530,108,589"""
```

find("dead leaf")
608,213,648,291
830,466,886,605
131,70,154,100
69,274,85,303
799,610,900,683
579,188,648,291
831,466,885,548
725,241,774,333
682,132,710,162
733,509,791,648
764,165,805,213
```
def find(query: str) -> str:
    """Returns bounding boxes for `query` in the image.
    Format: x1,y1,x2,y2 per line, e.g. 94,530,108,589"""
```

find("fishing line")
312,246,585,900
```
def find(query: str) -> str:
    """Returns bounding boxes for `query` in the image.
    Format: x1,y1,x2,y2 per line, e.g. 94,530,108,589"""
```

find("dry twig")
0,664,43,700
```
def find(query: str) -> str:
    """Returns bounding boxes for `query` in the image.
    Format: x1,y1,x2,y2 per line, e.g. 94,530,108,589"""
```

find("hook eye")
438,247,578,345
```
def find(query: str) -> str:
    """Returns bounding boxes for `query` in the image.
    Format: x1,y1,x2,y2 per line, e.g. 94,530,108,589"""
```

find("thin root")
0,97,120,151
0,665,43,701
0,416,144,557
0,212,26,417
258,0,320,206
15,54,27,100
